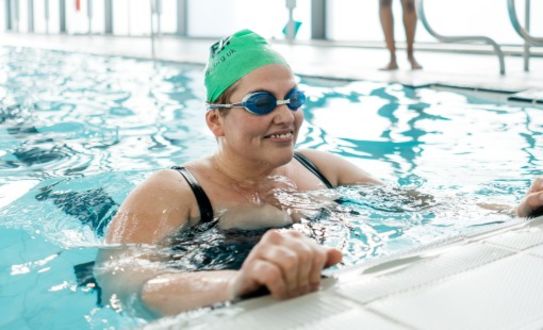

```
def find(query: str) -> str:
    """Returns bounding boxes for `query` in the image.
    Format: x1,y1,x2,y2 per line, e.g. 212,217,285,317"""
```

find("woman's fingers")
309,247,327,290
260,231,313,296
236,229,344,300
261,230,341,296
249,259,287,299
291,240,313,296
325,247,343,267
259,230,299,294
528,177,543,194
518,191,543,217
516,178,543,217
231,257,288,299
260,245,299,294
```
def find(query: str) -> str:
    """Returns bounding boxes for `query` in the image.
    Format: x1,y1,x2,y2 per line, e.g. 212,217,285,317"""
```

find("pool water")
0,46,541,329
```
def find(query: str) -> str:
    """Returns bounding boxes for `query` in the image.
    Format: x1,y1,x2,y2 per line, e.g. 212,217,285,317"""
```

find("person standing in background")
379,0,423,70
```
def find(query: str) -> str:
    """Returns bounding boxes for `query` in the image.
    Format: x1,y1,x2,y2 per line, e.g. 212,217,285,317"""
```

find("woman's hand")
517,177,543,218
227,229,342,300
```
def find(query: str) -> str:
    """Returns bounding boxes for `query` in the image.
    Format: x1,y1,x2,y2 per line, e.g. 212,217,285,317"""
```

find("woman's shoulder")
295,148,340,163
138,168,194,198
150,158,211,189
295,149,381,186
105,165,206,244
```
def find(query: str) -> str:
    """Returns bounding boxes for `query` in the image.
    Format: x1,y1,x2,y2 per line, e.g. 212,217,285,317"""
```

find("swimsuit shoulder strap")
171,166,214,223
293,151,334,189
171,153,330,222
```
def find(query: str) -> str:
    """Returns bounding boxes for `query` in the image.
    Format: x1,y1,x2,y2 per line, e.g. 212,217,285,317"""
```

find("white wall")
160,0,177,34
187,0,311,39
113,0,151,35
29,0,60,34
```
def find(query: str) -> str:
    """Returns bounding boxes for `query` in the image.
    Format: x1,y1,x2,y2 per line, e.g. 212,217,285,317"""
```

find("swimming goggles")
207,88,306,116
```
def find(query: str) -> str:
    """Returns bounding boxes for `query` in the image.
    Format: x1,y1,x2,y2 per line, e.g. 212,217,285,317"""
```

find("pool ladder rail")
418,0,543,74
507,0,543,72
416,0,505,75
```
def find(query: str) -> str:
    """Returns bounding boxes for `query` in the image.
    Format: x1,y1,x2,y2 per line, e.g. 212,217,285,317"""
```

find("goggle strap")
207,103,234,109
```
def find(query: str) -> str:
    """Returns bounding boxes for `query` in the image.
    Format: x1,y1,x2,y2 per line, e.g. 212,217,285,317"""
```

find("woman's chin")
268,148,295,166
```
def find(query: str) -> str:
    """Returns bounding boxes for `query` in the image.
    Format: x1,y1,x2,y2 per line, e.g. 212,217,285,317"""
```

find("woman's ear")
206,110,225,137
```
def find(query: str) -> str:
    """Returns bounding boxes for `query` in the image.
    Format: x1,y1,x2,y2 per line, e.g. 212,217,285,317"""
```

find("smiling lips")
264,130,295,142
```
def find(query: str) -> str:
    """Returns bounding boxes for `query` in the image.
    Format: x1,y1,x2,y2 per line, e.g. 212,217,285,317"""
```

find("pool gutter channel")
148,216,543,329
298,72,543,104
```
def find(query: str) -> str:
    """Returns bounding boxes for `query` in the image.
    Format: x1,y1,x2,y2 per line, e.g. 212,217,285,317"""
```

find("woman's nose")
272,103,295,124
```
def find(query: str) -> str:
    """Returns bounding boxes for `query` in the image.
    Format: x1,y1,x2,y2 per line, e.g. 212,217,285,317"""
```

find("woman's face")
217,64,304,167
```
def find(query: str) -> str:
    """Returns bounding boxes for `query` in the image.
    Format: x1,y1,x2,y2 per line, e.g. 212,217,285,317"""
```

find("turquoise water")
0,47,542,329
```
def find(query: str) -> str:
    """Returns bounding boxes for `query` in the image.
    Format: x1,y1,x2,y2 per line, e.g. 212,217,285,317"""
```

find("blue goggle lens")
245,92,277,114
244,89,306,115
285,88,306,110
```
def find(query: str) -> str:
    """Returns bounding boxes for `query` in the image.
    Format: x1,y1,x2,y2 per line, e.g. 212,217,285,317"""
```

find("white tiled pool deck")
2,33,543,329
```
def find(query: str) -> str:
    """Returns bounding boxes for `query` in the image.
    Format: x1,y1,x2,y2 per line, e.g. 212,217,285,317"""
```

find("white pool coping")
147,216,543,330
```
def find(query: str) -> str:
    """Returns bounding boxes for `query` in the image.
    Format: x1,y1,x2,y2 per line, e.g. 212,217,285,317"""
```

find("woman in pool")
98,29,543,317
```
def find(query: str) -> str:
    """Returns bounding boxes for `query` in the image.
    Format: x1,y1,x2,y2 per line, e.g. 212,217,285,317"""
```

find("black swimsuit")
171,151,334,223
74,152,333,301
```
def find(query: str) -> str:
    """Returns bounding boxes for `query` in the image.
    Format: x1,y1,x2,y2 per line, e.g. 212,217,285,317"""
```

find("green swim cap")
204,29,289,103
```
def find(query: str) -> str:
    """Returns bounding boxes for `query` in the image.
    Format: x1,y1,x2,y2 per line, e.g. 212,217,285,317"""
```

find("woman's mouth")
266,132,293,139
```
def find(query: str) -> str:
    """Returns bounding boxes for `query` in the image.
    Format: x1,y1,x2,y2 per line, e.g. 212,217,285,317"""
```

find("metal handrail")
416,0,505,75
507,0,543,45
522,0,530,71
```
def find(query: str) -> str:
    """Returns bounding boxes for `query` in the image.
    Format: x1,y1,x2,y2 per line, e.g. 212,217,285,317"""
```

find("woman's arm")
97,169,342,317
298,150,543,219
104,169,193,244
516,177,543,218
96,230,342,316
96,168,210,316
95,245,238,317
134,230,342,316
475,177,543,218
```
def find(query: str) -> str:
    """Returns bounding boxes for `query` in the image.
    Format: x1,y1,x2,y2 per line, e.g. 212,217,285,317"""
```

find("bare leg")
379,0,398,70
401,0,422,70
